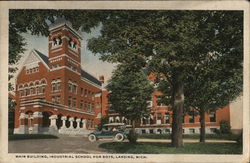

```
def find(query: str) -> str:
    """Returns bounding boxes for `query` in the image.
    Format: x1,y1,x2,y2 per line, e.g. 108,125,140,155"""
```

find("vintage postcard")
0,1,249,163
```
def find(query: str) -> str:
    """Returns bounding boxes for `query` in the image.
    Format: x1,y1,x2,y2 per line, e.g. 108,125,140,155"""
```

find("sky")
14,26,116,85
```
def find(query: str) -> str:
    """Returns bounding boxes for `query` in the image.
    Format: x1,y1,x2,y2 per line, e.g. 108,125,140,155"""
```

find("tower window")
53,36,62,47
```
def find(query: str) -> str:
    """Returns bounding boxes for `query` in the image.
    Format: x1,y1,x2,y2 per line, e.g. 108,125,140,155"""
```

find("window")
189,111,195,123
91,103,94,112
92,92,95,100
24,89,28,96
142,130,146,134
30,88,33,95
36,67,39,72
68,83,72,92
80,100,84,109
57,82,61,90
88,103,91,112
52,96,55,103
81,88,83,96
88,91,91,98
19,90,23,97
165,129,170,134
157,113,161,120
26,69,30,74
68,97,72,107
73,85,77,94
35,87,39,95
73,98,77,107
189,128,195,134
210,112,216,122
156,96,162,106
210,128,217,133
182,129,185,134
57,96,61,104
150,129,154,134
53,36,62,46
164,113,170,124
52,83,56,92
84,89,87,97
84,102,87,111
41,86,45,94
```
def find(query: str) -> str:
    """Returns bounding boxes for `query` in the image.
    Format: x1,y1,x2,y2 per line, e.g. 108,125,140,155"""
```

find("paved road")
9,135,110,154
9,135,236,154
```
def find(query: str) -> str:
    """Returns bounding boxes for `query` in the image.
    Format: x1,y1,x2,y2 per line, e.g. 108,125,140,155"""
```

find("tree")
107,64,153,143
87,11,243,147
97,116,109,130
184,63,242,142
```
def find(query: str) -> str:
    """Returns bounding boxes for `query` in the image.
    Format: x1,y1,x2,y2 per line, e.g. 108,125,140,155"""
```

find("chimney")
99,75,104,84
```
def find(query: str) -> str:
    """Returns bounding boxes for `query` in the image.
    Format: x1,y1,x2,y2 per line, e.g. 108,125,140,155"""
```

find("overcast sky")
14,27,116,85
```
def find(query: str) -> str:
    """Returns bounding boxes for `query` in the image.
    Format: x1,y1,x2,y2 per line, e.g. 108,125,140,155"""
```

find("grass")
9,134,58,141
138,134,239,140
99,142,242,154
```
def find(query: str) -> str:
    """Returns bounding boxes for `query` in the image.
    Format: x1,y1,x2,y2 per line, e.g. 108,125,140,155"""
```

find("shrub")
220,120,231,134
127,130,138,143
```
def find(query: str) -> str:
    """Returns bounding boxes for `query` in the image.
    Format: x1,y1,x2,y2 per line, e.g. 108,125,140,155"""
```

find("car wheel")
114,133,124,142
88,134,97,142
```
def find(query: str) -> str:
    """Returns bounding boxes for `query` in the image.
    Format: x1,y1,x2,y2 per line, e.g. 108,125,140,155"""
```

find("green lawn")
138,134,239,140
99,142,242,154
9,134,58,141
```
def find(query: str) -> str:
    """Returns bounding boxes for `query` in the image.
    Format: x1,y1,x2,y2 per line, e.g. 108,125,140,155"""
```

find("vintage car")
88,123,127,142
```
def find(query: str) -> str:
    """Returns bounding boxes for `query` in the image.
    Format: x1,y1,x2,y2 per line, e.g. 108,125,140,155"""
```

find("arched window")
51,80,56,92
24,84,28,96
41,79,47,85
53,36,62,46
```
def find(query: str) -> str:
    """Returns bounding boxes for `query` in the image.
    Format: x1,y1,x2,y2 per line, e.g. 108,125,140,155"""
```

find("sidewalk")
137,138,236,143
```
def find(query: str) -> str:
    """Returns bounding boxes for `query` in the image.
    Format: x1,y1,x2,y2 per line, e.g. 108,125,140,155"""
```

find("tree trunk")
171,77,184,147
128,120,137,143
199,108,206,143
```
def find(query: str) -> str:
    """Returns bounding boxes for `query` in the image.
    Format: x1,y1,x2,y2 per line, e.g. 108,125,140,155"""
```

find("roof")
34,50,49,67
34,50,101,87
81,69,102,86
49,17,73,30
48,17,82,40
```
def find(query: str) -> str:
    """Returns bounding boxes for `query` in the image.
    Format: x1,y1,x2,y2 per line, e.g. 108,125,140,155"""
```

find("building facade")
13,19,231,135
105,73,231,135
14,19,103,135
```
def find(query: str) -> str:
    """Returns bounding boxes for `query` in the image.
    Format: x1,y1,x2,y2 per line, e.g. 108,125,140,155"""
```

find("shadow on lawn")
99,142,242,154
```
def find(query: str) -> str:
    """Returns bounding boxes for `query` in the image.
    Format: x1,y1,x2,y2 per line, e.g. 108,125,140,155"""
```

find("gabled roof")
34,49,49,67
81,69,102,86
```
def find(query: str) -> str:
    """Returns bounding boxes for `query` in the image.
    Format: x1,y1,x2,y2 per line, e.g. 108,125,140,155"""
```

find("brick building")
14,19,103,135
104,74,230,135
13,18,230,135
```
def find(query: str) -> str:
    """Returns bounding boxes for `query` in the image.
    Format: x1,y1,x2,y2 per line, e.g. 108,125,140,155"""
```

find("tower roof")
49,18,83,40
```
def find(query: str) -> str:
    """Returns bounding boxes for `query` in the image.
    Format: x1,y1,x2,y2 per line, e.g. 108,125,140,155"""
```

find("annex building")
13,19,230,135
